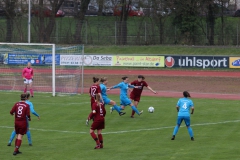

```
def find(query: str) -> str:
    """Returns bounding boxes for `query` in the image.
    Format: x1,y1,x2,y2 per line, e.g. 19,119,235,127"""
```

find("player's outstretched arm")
147,86,157,94
109,83,122,90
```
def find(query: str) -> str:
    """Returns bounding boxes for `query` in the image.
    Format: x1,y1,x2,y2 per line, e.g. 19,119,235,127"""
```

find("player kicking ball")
90,94,106,149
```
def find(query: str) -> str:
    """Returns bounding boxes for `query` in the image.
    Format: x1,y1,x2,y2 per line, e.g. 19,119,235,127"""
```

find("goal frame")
0,43,84,96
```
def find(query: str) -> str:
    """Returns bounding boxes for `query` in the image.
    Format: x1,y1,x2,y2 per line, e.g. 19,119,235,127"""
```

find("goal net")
0,43,84,96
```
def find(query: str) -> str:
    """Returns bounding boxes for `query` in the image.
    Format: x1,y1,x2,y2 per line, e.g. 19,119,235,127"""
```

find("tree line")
0,0,237,45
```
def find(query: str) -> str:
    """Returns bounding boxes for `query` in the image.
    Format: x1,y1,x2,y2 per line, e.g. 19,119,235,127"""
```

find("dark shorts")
15,121,28,135
91,120,105,130
130,93,141,102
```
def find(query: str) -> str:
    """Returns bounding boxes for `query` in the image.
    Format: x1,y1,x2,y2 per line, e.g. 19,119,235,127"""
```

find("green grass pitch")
0,91,239,160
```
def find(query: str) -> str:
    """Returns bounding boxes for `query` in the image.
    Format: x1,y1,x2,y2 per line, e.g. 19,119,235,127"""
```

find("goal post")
0,43,84,96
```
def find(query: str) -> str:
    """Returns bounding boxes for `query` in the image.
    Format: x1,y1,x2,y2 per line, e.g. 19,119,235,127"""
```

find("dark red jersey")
10,101,30,122
92,102,106,121
130,80,148,97
89,84,101,106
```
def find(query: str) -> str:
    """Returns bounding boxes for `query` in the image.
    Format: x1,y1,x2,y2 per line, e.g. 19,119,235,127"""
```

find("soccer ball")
148,106,154,113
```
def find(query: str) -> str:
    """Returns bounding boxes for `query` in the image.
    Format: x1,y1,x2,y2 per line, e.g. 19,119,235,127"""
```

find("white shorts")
24,79,33,84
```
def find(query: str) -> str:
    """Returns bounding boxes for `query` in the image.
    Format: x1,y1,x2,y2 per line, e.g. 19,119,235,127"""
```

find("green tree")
32,0,65,43
172,0,199,45
75,0,90,43
3,0,17,42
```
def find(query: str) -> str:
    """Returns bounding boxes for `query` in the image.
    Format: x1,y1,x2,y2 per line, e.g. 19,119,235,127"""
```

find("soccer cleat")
86,119,89,126
7,143,11,146
29,144,32,146
139,110,143,115
130,115,134,118
171,135,175,140
13,150,22,155
31,96,33,98
191,137,194,141
100,143,103,148
94,144,101,149
110,107,113,114
119,112,126,116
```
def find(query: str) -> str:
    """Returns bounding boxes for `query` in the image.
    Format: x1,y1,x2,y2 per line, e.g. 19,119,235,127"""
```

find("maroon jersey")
10,101,30,122
89,84,101,106
131,80,148,97
92,102,106,121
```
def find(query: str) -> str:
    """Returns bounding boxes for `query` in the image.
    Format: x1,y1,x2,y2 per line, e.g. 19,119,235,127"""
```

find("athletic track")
2,69,239,100
84,69,240,100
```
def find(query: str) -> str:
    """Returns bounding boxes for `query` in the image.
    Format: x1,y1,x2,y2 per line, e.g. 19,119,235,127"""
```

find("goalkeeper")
22,62,34,97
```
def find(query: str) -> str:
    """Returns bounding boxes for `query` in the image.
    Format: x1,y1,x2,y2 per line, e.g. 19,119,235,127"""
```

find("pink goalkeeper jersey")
22,67,33,80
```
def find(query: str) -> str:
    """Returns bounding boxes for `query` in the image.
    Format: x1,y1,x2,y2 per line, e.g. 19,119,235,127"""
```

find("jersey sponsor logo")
165,56,175,68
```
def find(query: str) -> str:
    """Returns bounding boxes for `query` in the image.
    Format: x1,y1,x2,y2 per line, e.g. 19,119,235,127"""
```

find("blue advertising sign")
7,53,60,65
165,56,229,68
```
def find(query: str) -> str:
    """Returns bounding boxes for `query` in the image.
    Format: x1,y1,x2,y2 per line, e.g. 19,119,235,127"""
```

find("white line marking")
1,120,240,135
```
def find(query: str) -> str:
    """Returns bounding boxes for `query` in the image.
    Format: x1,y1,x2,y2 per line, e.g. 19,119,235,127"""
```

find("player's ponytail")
183,91,191,98
100,77,107,83
122,76,128,80
93,77,99,83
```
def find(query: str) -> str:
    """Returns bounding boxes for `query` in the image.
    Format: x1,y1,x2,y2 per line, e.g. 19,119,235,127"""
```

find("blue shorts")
176,116,191,126
120,97,131,106
102,97,111,105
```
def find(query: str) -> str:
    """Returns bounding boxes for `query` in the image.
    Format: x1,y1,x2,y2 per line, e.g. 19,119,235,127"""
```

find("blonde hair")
100,77,107,83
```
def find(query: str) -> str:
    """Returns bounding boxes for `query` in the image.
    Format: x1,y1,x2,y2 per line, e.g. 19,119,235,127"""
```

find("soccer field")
0,91,239,160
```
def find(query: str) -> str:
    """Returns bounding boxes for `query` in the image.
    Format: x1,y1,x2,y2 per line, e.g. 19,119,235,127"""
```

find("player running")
10,93,31,156
7,93,40,146
86,77,103,125
22,62,34,97
108,76,143,116
171,91,195,141
130,75,157,118
90,94,106,149
100,77,125,116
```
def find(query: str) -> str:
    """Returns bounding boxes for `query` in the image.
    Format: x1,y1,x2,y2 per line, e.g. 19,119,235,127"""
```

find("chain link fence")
0,16,239,46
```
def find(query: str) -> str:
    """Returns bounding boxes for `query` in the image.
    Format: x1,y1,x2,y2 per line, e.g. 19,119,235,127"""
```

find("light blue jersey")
177,98,194,117
100,83,107,97
112,82,135,98
100,83,111,104
26,100,40,117
112,82,135,106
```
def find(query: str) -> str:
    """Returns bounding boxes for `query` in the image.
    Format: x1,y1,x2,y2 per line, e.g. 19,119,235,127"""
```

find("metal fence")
0,16,239,46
